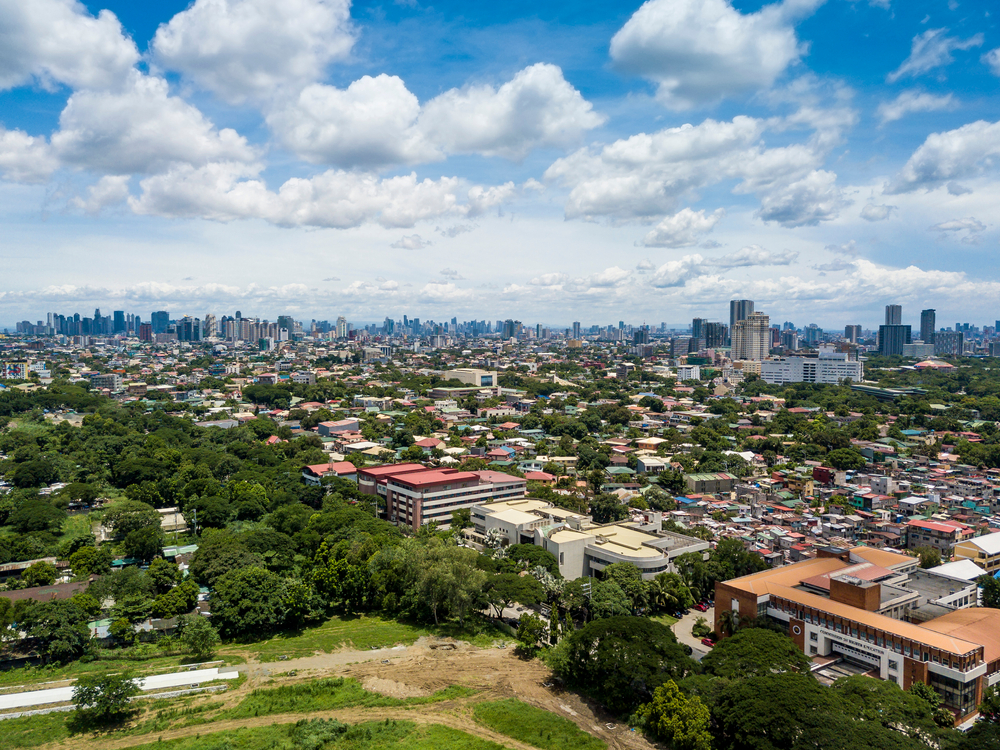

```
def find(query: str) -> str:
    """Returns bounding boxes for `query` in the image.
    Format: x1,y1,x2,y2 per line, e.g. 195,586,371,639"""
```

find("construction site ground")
31,637,659,750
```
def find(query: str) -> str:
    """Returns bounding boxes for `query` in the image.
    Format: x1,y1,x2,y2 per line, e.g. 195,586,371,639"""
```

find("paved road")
0,667,238,711
671,606,715,661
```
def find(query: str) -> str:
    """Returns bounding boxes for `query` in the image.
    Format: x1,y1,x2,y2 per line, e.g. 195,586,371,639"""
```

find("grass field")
237,615,434,662
222,677,475,719
650,614,679,627
125,720,506,750
0,709,69,748
472,698,606,750
237,614,510,662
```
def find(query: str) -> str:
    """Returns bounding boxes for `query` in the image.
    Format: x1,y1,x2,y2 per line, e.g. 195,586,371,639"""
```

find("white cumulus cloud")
649,254,705,288
268,64,600,168
128,161,516,230
151,0,355,104
417,63,605,160
0,0,139,92
0,127,57,183
888,119,1000,193
267,75,438,168
755,169,847,227
641,207,724,247
51,73,256,175
860,202,896,221
70,175,131,214
610,0,822,109
545,112,847,226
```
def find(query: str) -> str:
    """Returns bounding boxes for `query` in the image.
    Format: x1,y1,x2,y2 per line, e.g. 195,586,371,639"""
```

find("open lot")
2,635,655,750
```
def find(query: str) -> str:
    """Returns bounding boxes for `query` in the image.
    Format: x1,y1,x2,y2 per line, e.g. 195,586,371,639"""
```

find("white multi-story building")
760,354,862,385
471,499,710,580
675,364,701,381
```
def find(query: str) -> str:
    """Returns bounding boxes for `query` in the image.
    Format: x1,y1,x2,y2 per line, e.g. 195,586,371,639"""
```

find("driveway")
671,606,715,661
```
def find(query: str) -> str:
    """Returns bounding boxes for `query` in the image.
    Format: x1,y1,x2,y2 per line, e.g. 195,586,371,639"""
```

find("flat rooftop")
478,498,554,514
583,523,662,559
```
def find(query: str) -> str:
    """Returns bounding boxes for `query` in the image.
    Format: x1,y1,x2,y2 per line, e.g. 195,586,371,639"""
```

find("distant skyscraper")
731,311,769,360
885,304,902,326
920,309,936,344
844,325,862,343
151,310,169,334
572,321,581,340
704,322,727,349
336,316,348,339
691,318,706,342
113,310,125,333
177,316,202,342
729,299,754,342
878,324,911,356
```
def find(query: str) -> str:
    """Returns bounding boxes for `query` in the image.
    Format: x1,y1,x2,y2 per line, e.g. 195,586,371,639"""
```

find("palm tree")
718,608,741,637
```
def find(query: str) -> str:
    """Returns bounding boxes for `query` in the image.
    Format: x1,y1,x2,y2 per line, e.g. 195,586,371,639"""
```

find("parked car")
701,637,716,647
694,603,708,612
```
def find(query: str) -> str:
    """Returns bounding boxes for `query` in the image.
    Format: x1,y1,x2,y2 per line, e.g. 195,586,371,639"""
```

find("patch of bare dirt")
361,676,429,699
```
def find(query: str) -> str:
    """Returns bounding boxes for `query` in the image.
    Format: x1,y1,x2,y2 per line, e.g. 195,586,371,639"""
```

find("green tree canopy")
179,614,220,658
72,670,140,725
701,629,812,679
636,680,712,750
555,616,696,714
210,565,289,639
103,499,160,538
484,572,543,618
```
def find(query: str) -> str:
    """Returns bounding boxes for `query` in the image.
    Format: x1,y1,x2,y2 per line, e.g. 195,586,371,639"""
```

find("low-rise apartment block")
358,464,527,530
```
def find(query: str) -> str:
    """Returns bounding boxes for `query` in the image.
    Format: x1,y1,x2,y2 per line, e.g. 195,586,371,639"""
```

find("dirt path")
38,642,657,750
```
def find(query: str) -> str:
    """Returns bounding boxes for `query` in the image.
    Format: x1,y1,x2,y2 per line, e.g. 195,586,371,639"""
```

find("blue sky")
1,0,999,330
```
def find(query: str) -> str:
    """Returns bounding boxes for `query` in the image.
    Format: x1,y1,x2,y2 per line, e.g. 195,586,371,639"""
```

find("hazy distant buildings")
731,311,770,361
902,343,935,358
878,324,911,356
704,322,727,349
935,331,965,357
729,299,754,343
920,309,936,344
691,318,705,342
151,311,169,335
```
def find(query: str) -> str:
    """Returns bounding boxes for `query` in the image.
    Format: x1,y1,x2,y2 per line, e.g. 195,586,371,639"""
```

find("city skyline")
2,1,1000,324
10,300,997,340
